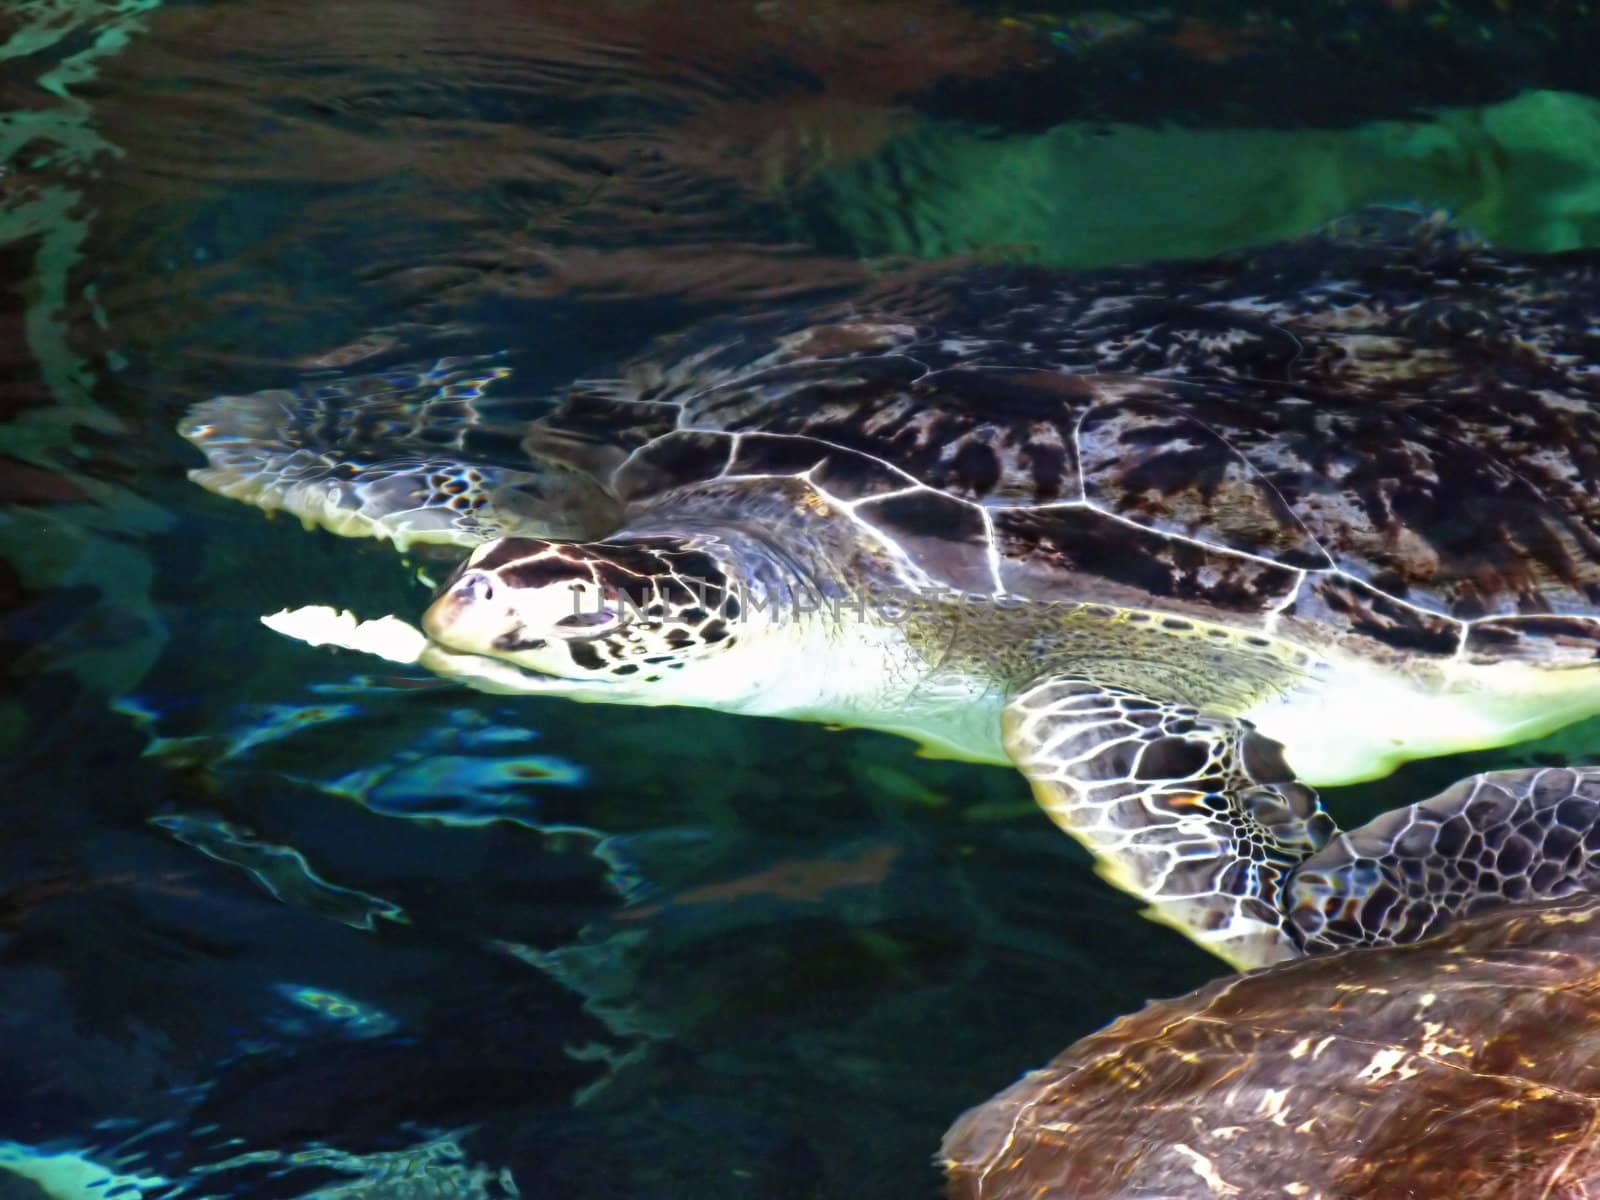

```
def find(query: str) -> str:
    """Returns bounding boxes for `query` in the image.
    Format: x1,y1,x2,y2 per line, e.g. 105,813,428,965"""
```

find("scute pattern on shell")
941,893,1600,1200
537,211,1600,664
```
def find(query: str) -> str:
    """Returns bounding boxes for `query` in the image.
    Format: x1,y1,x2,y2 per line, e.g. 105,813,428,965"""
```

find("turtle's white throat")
259,600,1002,759
418,640,630,700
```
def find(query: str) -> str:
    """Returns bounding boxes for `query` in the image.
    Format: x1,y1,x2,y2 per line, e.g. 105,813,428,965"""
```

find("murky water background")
8,3,1600,1196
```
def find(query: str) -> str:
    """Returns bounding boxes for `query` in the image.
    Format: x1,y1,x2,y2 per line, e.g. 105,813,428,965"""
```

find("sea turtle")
942,772,1600,1199
180,209,1600,969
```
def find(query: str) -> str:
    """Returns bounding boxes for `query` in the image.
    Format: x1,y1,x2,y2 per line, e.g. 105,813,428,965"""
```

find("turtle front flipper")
1003,675,1337,969
1287,766,1600,954
179,372,621,549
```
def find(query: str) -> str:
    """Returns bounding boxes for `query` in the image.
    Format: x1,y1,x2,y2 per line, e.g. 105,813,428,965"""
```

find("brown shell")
543,212,1600,665
941,894,1600,1200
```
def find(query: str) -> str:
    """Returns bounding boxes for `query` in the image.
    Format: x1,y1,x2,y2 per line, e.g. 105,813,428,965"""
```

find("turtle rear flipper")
1287,766,1600,953
180,382,621,549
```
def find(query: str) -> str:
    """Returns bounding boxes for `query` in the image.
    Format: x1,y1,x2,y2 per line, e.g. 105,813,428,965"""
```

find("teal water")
7,3,1600,1197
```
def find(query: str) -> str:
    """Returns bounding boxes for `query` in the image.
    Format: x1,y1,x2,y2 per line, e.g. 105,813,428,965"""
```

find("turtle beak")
422,569,504,653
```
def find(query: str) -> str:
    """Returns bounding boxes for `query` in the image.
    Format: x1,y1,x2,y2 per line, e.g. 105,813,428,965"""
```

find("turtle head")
422,534,758,699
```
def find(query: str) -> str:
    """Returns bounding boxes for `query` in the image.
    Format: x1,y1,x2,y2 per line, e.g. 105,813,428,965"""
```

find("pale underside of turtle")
181,210,1600,969
943,807,1600,1200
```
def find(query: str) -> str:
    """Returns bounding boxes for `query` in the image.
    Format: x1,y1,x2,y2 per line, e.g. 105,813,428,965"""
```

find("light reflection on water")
8,1,1600,1196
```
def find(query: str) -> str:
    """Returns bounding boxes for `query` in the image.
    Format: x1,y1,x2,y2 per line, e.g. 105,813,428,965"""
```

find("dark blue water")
7,3,1600,1196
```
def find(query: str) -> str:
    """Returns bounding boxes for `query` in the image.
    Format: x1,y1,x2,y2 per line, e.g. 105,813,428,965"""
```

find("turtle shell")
547,212,1600,665
941,892,1600,1200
